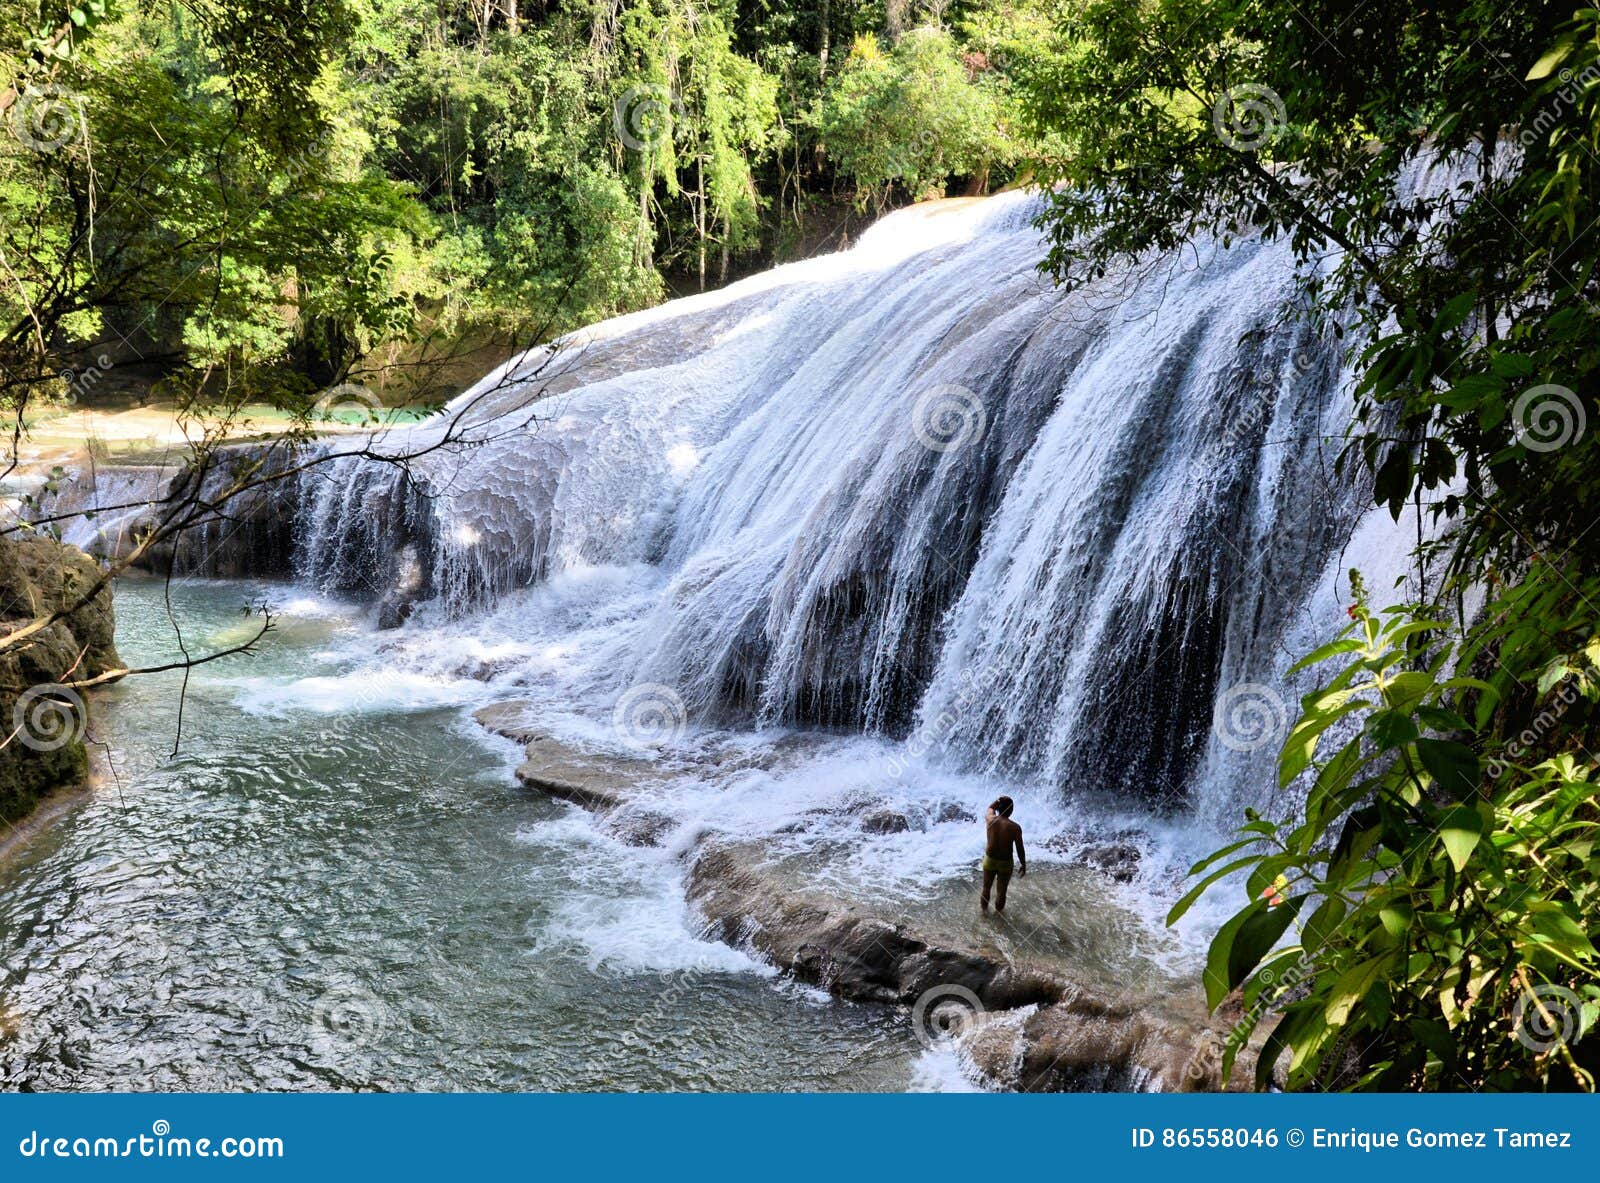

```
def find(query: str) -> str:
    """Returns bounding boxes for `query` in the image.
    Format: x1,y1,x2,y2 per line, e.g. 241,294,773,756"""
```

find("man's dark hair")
990,796,1013,818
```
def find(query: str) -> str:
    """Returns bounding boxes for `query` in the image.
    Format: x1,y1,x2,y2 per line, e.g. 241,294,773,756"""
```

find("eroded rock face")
0,536,120,823
34,450,299,579
683,841,1255,1092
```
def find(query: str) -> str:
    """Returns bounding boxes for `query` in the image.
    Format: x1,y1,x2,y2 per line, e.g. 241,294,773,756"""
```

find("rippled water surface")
0,579,929,1091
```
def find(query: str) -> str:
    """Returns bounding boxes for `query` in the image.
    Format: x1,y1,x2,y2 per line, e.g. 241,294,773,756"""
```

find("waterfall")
64,189,1418,820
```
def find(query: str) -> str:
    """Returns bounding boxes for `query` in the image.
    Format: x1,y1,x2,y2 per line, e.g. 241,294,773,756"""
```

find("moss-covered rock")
0,535,119,824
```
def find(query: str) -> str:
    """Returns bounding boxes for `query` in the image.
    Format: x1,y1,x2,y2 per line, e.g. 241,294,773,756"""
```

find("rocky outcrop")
684,842,1254,1091
35,449,301,580
474,699,1263,1092
0,535,120,823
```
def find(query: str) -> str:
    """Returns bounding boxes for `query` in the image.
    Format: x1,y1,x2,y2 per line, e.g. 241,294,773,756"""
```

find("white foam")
519,809,770,978
907,1045,986,1093
230,669,489,716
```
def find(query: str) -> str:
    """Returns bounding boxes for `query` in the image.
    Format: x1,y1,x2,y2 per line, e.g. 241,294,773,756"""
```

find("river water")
0,578,940,1091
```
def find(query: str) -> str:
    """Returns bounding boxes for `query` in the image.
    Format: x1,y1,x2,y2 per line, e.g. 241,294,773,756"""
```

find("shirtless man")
981,796,1025,913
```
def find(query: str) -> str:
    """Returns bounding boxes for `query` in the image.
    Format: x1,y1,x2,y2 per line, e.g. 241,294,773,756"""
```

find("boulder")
861,808,911,834
0,536,120,823
936,802,977,824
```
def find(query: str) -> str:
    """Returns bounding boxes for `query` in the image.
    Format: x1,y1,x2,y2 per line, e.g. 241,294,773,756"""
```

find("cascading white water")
289,189,1412,826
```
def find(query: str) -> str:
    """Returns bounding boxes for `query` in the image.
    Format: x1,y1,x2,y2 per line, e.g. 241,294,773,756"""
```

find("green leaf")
1488,352,1537,378
1385,671,1434,713
1185,835,1266,877
1325,955,1389,1027
1368,709,1419,749
1526,906,1598,958
1302,895,1346,952
1204,904,1257,1011
1416,704,1469,732
1287,636,1362,675
1374,447,1412,516
1306,736,1371,824
1378,902,1412,938
1227,897,1305,1000
1417,738,1479,798
1279,700,1366,787
1409,1018,1456,1067
1166,855,1261,927
1438,805,1484,871
1527,38,1576,80
1538,663,1572,695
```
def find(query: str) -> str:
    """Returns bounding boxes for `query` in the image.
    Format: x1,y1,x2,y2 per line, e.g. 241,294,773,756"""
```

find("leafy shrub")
1176,571,1600,1091
815,26,1014,210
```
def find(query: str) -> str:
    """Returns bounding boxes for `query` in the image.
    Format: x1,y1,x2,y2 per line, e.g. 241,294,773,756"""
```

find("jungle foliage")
1,0,1037,419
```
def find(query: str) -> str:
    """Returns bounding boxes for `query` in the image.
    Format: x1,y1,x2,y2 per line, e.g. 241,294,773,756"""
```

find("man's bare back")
980,796,1025,913
985,816,1023,861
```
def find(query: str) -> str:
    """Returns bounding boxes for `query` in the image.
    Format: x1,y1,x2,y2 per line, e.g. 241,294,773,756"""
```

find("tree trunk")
637,187,653,270
818,0,831,77
696,156,707,292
